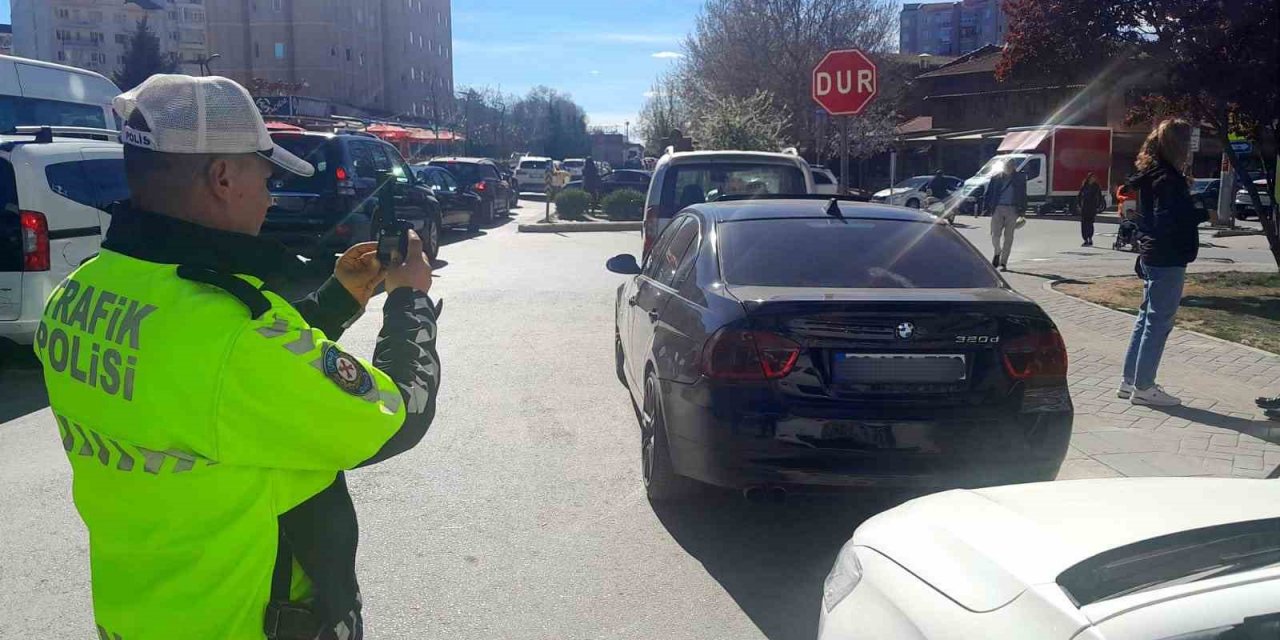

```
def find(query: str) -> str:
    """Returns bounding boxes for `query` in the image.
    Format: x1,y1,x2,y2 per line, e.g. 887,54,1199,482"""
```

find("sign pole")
840,117,849,194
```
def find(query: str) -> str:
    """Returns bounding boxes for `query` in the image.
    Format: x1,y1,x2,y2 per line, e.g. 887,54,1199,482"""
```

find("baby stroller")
1113,212,1142,252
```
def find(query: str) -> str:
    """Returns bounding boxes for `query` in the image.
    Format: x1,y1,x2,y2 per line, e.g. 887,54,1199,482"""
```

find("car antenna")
825,198,845,220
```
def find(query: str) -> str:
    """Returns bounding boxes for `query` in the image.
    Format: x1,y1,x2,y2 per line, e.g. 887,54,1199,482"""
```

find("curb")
518,221,642,233
1213,229,1264,238
1040,278,1280,359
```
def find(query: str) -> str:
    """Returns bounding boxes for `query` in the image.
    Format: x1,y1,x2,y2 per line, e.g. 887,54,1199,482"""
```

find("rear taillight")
642,205,659,258
474,181,487,192
335,224,352,238
335,166,349,181
700,329,802,381
1002,330,1068,380
20,210,50,272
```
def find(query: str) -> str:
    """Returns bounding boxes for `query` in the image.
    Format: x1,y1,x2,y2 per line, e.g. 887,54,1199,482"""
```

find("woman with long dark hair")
1118,118,1207,406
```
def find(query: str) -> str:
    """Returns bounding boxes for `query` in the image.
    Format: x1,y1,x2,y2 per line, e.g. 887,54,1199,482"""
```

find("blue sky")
451,0,702,132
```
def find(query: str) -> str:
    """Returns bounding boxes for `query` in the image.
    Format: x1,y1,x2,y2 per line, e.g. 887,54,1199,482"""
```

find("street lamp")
625,120,630,141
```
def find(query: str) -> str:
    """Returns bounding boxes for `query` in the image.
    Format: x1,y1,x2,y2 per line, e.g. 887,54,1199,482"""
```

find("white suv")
1,127,125,347
562,158,585,180
512,156,553,193
642,149,816,255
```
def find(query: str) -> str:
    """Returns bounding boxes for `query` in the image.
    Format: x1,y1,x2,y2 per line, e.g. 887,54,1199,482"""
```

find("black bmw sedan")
607,197,1073,501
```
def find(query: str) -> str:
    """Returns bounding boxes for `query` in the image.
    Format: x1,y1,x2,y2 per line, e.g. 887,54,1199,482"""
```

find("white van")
0,54,120,132
1,129,126,347
512,156,554,193
642,150,816,256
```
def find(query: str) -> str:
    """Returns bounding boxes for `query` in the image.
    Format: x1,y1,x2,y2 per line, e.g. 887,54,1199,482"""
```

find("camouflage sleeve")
357,287,441,467
292,277,362,341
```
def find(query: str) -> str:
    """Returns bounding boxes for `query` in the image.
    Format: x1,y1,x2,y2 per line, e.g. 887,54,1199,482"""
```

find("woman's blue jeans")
1122,264,1186,390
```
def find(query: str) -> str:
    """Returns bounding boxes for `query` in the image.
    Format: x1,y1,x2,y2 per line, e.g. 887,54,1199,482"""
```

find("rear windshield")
0,158,20,271
270,135,337,192
664,163,806,212
719,218,1001,289
519,160,549,170
431,161,486,182
812,170,833,185
0,96,108,131
563,160,583,168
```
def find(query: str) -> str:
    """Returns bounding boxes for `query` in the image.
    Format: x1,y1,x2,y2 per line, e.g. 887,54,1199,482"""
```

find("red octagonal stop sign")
812,49,878,116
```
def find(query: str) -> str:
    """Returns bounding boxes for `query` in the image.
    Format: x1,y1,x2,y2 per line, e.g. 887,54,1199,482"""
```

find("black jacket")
983,171,1027,213
1126,161,1207,267
1077,181,1104,217
926,174,950,199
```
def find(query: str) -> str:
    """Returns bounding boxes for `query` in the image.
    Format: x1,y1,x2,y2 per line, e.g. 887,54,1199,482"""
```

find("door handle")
647,309,660,323
627,296,638,307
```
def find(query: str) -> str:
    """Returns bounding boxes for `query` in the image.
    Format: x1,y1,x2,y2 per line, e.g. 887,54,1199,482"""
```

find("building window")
254,42,260,58
408,30,413,44
115,33,127,44
331,47,336,56
345,48,352,61
90,32,104,44
275,42,285,58
272,0,282,10
56,8,70,19
57,50,67,61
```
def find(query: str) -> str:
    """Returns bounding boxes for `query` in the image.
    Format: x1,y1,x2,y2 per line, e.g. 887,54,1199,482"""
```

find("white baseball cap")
113,74,314,177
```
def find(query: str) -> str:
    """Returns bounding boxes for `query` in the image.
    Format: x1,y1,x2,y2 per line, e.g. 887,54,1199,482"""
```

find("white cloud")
651,51,684,59
591,33,681,45
590,70,601,75
642,90,657,98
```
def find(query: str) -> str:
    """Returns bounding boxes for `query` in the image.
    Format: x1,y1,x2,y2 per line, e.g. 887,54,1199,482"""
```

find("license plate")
270,196,279,206
821,421,892,445
832,353,967,384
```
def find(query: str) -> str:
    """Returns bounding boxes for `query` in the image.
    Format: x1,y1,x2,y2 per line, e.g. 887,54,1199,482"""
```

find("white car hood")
874,187,914,198
852,478,1280,613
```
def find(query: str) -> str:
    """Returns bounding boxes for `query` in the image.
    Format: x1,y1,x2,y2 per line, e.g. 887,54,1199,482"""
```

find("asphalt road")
2,200,1273,639
0,199,891,640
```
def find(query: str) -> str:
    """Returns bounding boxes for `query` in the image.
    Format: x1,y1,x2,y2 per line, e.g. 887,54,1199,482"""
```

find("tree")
113,17,178,91
999,0,1280,268
691,90,790,151
677,0,898,151
638,73,690,154
449,85,590,159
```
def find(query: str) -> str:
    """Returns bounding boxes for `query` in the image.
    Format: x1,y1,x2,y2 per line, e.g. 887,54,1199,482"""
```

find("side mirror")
606,253,642,275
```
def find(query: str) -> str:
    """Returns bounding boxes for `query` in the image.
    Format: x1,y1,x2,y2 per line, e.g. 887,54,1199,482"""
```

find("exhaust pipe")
743,486,766,502
742,486,789,503
767,486,789,503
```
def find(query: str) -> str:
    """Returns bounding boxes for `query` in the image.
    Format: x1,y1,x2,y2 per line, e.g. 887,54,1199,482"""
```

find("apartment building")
0,25,13,56
899,0,1007,57
206,0,453,118
11,0,209,77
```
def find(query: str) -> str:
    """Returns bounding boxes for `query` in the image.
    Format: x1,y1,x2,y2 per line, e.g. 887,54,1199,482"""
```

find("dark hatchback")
608,198,1073,500
566,169,652,195
426,157,513,226
264,132,447,260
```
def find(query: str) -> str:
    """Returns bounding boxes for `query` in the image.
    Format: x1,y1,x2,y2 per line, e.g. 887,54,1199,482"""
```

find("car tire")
641,371,699,502
614,336,627,387
906,198,920,209
1000,461,1062,485
467,208,481,233
482,200,495,225
423,216,440,262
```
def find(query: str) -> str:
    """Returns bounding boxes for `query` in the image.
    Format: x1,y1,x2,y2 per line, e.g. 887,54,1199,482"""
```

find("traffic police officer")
34,75,441,639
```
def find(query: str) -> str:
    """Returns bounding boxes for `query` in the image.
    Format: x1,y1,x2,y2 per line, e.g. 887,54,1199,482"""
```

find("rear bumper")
660,379,1072,490
261,208,371,255
0,317,39,345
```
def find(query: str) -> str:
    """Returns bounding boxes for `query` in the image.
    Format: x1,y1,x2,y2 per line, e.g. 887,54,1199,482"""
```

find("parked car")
1,127,126,347
564,169,652,196
811,166,839,195
562,158,586,180
512,156,554,193
820,477,1280,640
411,164,484,232
607,197,1072,501
0,54,121,131
1234,178,1273,220
643,150,815,257
871,175,962,209
1190,178,1220,212
426,157,514,226
264,131,447,262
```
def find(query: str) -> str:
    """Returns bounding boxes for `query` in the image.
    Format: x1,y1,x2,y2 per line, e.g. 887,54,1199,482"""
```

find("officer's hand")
335,241,385,306
385,230,433,295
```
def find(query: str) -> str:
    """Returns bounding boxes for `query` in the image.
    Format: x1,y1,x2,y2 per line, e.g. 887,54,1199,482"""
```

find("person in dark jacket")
582,156,601,210
1118,118,1206,407
926,170,950,200
982,161,1028,271
1076,172,1105,246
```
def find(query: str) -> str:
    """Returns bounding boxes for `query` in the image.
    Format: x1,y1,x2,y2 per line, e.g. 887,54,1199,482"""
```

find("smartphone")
376,219,410,266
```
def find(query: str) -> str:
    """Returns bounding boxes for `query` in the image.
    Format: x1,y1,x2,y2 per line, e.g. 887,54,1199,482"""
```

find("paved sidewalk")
1004,272,1280,480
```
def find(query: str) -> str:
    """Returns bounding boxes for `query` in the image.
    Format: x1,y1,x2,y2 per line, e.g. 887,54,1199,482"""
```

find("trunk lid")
726,285,1049,414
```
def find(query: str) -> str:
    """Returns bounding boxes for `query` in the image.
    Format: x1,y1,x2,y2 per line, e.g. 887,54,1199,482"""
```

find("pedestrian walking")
1077,172,1105,246
983,160,1027,271
1118,118,1205,407
926,169,950,200
33,75,442,639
